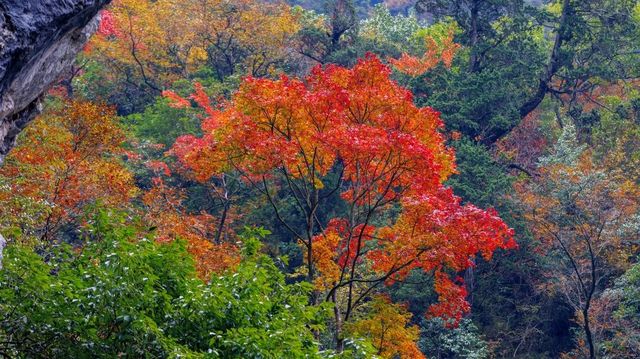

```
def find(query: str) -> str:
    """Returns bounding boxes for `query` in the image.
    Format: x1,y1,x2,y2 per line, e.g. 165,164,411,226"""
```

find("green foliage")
413,38,544,142
553,0,640,87
600,262,640,356
0,210,325,358
74,57,157,116
241,168,348,275
617,263,640,318
447,138,513,207
359,5,424,54
387,269,437,320
590,93,640,179
126,97,201,148
416,0,535,47
407,0,546,143
539,121,585,166
419,318,489,359
320,338,378,359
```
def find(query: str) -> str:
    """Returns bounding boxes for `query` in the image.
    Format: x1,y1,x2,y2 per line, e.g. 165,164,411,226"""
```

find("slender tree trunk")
307,215,316,283
583,305,596,359
464,264,475,307
215,200,230,244
308,189,319,303
487,0,571,145
333,291,344,353
519,0,571,120
214,175,231,244
583,231,598,359
469,1,480,72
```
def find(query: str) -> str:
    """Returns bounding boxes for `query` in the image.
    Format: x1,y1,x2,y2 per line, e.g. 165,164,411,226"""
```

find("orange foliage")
390,27,461,76
0,100,137,243
165,54,514,324
88,0,301,86
346,295,425,359
497,107,547,173
141,176,239,278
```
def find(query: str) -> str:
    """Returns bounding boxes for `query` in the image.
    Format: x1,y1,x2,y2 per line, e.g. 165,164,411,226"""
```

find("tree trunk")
487,0,571,145
0,233,5,269
468,0,480,72
583,306,596,359
333,291,345,353
519,0,571,120
215,200,230,244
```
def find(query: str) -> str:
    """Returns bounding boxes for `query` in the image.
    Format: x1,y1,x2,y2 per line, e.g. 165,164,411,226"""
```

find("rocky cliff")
0,0,111,164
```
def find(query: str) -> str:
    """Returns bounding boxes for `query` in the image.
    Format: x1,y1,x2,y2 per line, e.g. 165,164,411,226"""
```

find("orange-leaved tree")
389,22,461,77
516,122,640,359
165,54,515,354
140,173,240,279
0,100,137,245
87,0,301,92
346,295,425,358
119,139,241,279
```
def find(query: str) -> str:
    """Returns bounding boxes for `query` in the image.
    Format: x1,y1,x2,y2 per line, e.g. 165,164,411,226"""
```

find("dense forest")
0,0,639,358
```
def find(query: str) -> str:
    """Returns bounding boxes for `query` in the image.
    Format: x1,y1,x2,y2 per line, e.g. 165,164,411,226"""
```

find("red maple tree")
165,54,515,352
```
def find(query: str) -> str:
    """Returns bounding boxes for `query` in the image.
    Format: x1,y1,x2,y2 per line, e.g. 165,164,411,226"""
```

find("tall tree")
416,0,532,72
517,122,640,358
165,55,515,352
519,0,640,124
415,0,639,144
0,100,136,245
82,0,301,113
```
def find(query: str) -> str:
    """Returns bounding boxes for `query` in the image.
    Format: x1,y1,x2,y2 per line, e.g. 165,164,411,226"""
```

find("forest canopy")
1,0,640,358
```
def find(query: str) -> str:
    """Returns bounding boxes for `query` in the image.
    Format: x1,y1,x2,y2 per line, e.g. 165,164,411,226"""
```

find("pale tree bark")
0,233,5,269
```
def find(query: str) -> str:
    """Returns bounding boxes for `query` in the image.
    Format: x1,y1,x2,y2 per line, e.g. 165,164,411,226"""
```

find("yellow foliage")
346,295,425,359
89,0,301,86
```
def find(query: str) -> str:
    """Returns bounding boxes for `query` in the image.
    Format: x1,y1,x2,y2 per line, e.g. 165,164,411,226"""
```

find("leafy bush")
0,211,326,358
419,318,489,359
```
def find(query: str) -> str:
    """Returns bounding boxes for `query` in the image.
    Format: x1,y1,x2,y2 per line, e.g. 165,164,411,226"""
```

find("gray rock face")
0,0,111,164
